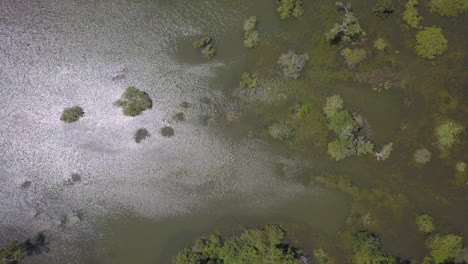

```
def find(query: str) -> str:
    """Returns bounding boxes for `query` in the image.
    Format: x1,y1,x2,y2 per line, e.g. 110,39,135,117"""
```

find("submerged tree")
239,72,258,89
115,87,153,117
415,27,448,59
277,51,309,79
269,122,296,140
243,16,259,48
416,214,436,233
376,142,393,161
403,0,423,28
434,120,463,151
427,234,463,264
276,0,304,19
414,148,431,164
325,2,366,44
428,0,468,16
352,231,397,264
193,36,216,59
60,106,84,123
372,0,394,18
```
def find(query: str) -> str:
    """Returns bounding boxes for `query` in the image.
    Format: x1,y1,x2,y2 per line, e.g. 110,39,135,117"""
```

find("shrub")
60,106,84,123
192,37,212,48
0,241,24,264
372,80,392,92
240,72,258,89
403,0,423,28
434,121,463,150
297,104,310,118
355,136,374,156
456,162,466,172
374,38,388,51
376,142,393,161
277,0,304,19
193,36,216,59
327,138,356,161
426,234,463,264
115,87,153,116
327,110,360,139
323,95,344,118
416,214,436,233
341,48,367,68
415,27,448,59
243,16,259,48
372,0,394,18
277,51,309,79
269,122,295,140
314,248,334,264
326,2,366,44
352,231,397,264
414,148,431,164
428,0,468,16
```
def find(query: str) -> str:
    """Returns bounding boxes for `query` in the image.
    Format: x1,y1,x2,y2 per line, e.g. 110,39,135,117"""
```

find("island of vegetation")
415,27,448,59
193,36,216,59
243,16,259,48
60,106,84,123
276,0,303,19
115,86,153,117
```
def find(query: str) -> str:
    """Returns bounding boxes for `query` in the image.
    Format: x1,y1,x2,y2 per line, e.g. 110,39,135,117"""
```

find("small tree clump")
376,142,393,161
277,51,309,79
456,161,466,172
326,2,366,44
374,38,388,51
372,80,392,92
60,106,84,123
352,231,397,264
313,248,334,264
297,104,310,118
193,36,216,59
355,136,375,156
372,0,394,18
341,48,367,68
0,241,24,264
434,121,463,151
240,72,258,89
415,27,448,59
428,0,468,16
269,122,295,140
115,87,153,117
414,148,431,164
276,0,304,19
403,0,423,28
323,95,344,118
416,214,436,233
243,16,259,48
426,234,463,264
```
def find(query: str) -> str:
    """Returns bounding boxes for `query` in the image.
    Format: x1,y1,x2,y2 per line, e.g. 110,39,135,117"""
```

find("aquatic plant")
277,51,309,79
352,231,397,264
374,38,388,51
415,27,448,59
376,142,393,161
0,241,24,264
313,248,334,264
60,106,84,123
416,214,436,233
276,0,304,19
174,225,303,264
402,0,423,28
297,104,310,118
193,36,216,59
115,86,153,116
243,16,259,48
340,48,367,68
325,2,366,44
456,161,466,172
414,148,431,164
239,72,258,89
428,0,468,16
372,0,394,18
269,122,295,140
323,95,344,118
434,121,463,151
426,234,463,264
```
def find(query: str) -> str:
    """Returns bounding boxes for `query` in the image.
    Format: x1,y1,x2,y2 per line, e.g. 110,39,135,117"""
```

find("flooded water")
0,0,467,263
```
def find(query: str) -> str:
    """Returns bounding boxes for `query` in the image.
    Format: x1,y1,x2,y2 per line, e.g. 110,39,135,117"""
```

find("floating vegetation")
402,0,423,28
243,16,259,48
415,27,448,59
325,2,366,44
192,36,216,59
60,106,84,123
277,50,309,79
115,87,153,117
276,0,303,19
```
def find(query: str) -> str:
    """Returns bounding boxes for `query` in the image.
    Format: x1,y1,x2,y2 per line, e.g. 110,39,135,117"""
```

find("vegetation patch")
415,27,448,59
340,48,367,68
276,0,304,19
456,161,466,172
243,16,259,48
376,142,393,161
297,104,310,118
269,122,295,141
416,214,436,233
374,38,388,51
413,148,431,164
325,2,366,45
428,0,468,16
193,36,216,59
434,120,463,151
239,72,258,89
174,225,305,264
60,106,84,123
116,87,153,116
277,51,309,79
402,0,423,28
352,231,397,264
372,0,394,18
427,234,463,264
0,234,48,264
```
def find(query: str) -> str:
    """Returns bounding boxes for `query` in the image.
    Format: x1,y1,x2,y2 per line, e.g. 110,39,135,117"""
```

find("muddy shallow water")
0,0,467,263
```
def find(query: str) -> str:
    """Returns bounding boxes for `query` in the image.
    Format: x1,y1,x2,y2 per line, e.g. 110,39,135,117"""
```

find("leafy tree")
340,48,367,68
374,38,389,51
414,148,431,164
403,0,423,28
352,231,397,264
193,36,216,59
323,95,344,118
355,136,374,156
426,234,463,264
428,0,468,16
456,161,466,172
277,0,304,19
372,80,392,92
297,104,310,118
243,16,259,48
327,138,356,161
240,72,258,89
326,2,366,44
269,122,295,140
115,87,153,116
416,214,436,233
434,121,464,151
277,51,309,79
372,0,394,18
60,106,84,123
314,248,334,264
327,110,359,139
415,27,448,59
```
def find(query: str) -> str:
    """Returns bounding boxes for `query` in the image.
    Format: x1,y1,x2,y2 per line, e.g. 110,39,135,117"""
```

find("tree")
327,138,356,161
414,148,431,164
239,72,258,89
415,27,448,59
297,104,310,118
426,234,463,264
277,0,304,19
323,95,344,118
340,48,367,68
402,0,423,28
243,16,259,48
376,142,393,161
115,87,153,116
193,36,216,59
374,38,389,51
372,0,394,18
277,51,309,79
325,2,366,44
434,121,463,151
269,122,295,140
352,231,397,264
416,214,436,233
60,106,84,123
428,0,468,16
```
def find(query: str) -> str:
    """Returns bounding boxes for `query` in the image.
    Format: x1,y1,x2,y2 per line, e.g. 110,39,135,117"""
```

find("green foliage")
414,148,431,164
327,110,359,138
352,231,397,264
376,142,393,161
374,38,388,51
428,0,468,16
269,122,295,140
174,225,303,264
116,87,153,116
372,80,392,92
355,136,375,156
326,2,366,44
415,27,448,59
416,214,436,233
403,0,423,28
277,51,309,79
0,241,24,264
340,48,367,68
434,121,463,150
243,16,259,48
277,0,304,19
60,106,84,123
323,95,344,118
426,234,463,264
372,0,394,18
297,104,310,118
456,161,466,172
193,36,216,59
240,72,258,89
314,248,334,264
327,138,356,161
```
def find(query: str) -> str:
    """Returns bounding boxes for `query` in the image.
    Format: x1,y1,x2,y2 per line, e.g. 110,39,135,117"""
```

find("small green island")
60,106,84,123
115,86,153,117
